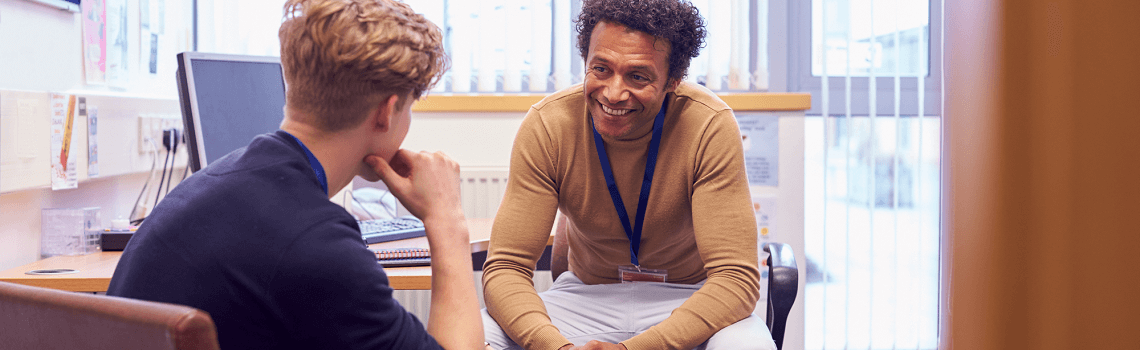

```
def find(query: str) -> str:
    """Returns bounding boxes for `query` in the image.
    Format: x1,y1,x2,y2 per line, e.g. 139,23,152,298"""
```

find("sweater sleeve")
482,108,571,350
622,109,762,350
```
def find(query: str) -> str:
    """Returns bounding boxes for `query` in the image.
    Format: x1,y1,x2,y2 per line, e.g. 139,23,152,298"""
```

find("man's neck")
280,119,361,199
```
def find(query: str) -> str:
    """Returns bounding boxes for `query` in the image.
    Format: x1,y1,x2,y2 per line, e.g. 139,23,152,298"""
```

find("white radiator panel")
459,169,510,219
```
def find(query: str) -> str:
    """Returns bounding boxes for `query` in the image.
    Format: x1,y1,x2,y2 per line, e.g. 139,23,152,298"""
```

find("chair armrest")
763,242,799,350
470,238,554,272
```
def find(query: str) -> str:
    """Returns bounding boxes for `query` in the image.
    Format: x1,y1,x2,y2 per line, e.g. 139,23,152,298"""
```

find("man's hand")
559,341,628,350
369,150,482,350
366,150,463,224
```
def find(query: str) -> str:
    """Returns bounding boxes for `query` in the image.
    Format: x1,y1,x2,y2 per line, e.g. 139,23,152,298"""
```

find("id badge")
619,265,667,283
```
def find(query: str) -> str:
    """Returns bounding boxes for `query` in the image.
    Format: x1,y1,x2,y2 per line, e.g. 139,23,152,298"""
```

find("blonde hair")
279,0,448,131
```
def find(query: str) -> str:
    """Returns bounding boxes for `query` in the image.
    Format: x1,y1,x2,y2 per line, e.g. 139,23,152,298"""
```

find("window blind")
804,0,941,349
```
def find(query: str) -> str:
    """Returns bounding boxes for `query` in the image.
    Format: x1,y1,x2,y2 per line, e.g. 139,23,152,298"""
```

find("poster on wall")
88,106,99,178
50,94,80,190
106,0,129,88
81,0,107,85
737,115,779,186
752,195,778,242
140,0,160,75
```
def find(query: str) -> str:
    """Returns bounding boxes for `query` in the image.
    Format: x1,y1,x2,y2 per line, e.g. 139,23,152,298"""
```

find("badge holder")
619,265,667,283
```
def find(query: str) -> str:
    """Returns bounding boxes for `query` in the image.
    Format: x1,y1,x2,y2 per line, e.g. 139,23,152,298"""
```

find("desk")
0,218,547,292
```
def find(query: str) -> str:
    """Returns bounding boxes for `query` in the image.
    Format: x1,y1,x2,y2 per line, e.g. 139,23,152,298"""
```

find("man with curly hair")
108,1,487,349
481,0,776,349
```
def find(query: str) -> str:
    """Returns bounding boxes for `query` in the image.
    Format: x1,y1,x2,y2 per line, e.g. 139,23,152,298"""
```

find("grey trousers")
482,272,776,350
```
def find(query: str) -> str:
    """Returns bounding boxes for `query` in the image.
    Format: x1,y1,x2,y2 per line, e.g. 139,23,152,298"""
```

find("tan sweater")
482,82,760,350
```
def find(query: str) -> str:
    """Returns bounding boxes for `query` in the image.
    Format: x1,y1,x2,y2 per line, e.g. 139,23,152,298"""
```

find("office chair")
763,242,799,350
0,281,219,350
476,215,801,350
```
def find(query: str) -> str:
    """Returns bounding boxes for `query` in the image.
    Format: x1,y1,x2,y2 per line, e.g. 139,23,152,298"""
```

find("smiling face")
584,21,679,140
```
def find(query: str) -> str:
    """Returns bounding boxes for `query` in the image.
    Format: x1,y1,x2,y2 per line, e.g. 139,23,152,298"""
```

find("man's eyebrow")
628,65,655,73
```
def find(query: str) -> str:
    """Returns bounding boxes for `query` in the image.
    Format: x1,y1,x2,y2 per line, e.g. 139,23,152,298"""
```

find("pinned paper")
82,0,107,85
737,115,779,186
50,94,79,190
88,106,99,177
752,195,777,242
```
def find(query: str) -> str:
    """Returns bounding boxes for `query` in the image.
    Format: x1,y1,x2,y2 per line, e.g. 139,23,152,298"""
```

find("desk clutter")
100,229,137,251
371,248,432,268
359,217,427,244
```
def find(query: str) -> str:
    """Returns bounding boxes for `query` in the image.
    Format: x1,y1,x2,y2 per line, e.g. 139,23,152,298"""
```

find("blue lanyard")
590,99,668,267
284,131,329,195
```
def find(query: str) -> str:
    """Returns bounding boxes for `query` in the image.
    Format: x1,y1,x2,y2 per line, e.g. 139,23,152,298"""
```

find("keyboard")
358,217,427,244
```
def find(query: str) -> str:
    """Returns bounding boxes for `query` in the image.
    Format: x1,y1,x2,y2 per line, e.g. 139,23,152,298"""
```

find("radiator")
395,169,555,323
459,169,510,219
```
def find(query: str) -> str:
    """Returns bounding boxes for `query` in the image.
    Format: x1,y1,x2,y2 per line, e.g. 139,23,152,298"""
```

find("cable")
154,139,172,208
375,189,398,217
350,192,379,220
180,161,190,182
129,137,161,225
163,130,177,197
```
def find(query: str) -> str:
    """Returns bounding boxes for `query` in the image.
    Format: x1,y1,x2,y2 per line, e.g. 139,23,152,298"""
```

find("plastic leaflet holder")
41,207,102,258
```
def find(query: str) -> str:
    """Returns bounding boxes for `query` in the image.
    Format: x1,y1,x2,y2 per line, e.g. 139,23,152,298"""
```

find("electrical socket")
139,115,184,153
138,116,154,153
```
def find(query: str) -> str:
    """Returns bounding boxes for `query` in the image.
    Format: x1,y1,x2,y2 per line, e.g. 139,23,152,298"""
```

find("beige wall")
946,0,1140,349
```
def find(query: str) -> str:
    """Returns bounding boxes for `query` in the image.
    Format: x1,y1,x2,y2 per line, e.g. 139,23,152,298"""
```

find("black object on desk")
101,230,136,251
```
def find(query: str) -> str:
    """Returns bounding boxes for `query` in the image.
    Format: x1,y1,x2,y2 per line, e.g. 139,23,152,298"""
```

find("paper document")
50,94,79,190
737,115,779,186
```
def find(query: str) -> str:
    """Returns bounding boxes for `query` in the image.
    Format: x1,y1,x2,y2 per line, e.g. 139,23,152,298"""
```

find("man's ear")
371,94,401,133
664,78,681,93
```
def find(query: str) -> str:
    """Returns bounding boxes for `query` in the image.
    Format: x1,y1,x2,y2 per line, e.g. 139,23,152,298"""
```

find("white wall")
400,111,524,170
0,0,191,271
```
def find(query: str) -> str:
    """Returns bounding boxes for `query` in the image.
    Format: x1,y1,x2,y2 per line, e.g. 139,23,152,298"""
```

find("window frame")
787,0,943,116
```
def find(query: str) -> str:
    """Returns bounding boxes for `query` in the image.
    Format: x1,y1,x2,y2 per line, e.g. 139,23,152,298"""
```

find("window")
792,0,944,349
790,0,941,116
194,0,772,93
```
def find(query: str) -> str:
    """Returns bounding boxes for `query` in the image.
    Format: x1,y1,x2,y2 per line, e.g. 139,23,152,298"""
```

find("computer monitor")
176,52,287,172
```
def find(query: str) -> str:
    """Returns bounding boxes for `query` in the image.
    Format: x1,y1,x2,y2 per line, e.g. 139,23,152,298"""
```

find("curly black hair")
575,0,706,83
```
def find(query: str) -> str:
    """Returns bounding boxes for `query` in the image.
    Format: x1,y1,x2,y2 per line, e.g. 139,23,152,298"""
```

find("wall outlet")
139,115,184,153
138,116,154,153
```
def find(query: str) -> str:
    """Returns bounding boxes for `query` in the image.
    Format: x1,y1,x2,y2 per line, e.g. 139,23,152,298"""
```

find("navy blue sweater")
108,131,441,350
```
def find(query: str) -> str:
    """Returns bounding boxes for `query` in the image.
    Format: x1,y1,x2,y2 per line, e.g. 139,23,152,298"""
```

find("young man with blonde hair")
109,1,485,349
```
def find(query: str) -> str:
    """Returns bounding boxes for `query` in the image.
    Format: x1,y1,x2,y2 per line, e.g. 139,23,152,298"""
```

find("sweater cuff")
526,325,572,350
620,331,667,350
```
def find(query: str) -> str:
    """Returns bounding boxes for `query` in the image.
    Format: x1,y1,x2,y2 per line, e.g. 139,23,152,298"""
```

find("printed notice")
50,94,79,190
82,0,107,85
106,0,129,87
88,106,99,177
737,115,779,186
752,195,778,242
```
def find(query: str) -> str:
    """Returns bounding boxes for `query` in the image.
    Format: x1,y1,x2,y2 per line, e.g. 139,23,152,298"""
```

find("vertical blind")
432,0,768,93
804,0,941,349
197,0,769,93
194,1,946,348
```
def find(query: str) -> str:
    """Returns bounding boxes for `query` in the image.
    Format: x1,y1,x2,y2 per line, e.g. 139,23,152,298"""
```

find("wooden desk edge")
0,234,554,292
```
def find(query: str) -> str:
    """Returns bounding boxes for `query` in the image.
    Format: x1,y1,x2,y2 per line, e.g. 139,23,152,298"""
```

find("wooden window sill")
411,93,810,112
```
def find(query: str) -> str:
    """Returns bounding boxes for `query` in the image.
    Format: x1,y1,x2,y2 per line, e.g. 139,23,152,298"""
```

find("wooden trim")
717,93,812,111
412,94,548,112
412,93,811,112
